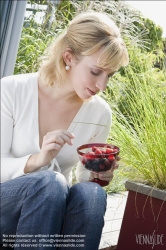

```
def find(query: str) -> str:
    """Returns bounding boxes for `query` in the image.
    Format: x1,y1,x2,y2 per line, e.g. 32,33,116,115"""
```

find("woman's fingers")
38,130,75,167
112,159,119,170
43,130,75,148
90,170,114,182
46,129,75,140
116,155,121,161
99,171,114,181
90,156,120,182
44,134,66,147
90,172,99,179
44,143,61,151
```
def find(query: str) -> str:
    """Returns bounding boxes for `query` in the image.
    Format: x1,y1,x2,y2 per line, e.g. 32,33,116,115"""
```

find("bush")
109,63,166,190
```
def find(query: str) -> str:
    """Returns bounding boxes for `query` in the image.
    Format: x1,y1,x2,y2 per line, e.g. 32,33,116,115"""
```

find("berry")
92,146,97,152
108,155,115,161
104,159,112,166
99,164,105,170
86,152,95,159
100,158,106,164
85,159,92,170
95,148,102,155
93,162,99,172
82,157,87,164
106,148,114,154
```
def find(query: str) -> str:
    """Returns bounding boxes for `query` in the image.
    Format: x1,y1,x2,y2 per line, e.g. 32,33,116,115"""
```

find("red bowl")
77,143,120,173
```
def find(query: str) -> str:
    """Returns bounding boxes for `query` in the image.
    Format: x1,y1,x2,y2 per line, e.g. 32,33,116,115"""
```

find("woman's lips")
87,88,96,96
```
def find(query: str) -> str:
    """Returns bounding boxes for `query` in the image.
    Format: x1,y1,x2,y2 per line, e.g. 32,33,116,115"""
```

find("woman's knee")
27,171,69,201
34,170,67,187
69,182,107,214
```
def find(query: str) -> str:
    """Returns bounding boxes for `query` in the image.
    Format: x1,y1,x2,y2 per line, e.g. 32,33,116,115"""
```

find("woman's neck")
38,76,82,104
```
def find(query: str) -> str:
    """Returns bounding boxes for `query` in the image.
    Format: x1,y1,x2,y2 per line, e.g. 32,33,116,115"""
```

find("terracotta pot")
116,181,166,250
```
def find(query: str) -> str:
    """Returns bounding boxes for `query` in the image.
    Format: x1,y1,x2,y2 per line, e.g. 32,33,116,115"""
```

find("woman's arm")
1,77,33,182
1,77,75,182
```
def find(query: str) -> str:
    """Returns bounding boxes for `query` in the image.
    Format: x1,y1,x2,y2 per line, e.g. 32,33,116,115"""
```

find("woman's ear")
62,48,74,67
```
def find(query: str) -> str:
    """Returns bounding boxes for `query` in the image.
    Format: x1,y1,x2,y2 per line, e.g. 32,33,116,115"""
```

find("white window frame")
1,0,27,78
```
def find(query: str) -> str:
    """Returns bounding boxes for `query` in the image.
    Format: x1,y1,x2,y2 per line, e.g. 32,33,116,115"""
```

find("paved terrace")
99,191,128,250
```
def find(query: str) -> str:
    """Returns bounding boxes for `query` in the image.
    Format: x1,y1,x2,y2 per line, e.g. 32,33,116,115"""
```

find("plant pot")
116,181,166,250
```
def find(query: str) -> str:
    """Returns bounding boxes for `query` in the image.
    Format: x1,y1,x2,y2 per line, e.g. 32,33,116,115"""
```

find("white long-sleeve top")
1,72,112,184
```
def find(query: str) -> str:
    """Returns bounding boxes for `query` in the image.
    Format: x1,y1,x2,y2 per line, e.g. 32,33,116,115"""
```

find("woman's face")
67,49,116,100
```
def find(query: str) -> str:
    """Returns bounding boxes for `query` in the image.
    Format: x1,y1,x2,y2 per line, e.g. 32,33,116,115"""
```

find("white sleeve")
1,77,32,183
75,104,112,183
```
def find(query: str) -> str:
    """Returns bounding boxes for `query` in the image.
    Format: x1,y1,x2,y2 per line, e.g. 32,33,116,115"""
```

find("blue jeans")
0,171,107,250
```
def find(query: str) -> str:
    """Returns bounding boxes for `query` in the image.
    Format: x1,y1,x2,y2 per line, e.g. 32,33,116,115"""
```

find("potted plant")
107,49,166,249
117,181,166,250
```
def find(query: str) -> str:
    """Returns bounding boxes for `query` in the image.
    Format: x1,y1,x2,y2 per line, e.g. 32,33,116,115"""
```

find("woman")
1,11,129,250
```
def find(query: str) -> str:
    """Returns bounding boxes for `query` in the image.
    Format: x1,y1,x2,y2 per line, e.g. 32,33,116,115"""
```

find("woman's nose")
95,80,107,92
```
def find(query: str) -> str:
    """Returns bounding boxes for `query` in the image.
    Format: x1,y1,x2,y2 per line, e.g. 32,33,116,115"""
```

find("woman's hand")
90,155,120,182
24,130,75,173
39,129,75,166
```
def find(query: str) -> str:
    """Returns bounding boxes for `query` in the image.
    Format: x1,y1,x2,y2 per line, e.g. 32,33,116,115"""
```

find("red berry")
92,146,97,152
82,157,87,164
95,148,102,155
106,148,114,154
99,164,105,170
90,151,95,155
108,155,115,161
104,159,112,166
86,152,96,159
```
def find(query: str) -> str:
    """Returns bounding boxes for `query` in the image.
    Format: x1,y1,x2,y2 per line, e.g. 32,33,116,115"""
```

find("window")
0,0,27,78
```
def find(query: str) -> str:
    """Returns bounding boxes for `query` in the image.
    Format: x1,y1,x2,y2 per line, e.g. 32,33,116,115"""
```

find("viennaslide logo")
135,230,164,249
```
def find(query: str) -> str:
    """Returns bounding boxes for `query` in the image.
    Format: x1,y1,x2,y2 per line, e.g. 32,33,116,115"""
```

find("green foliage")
129,17,163,51
144,18,163,49
100,34,166,192
56,0,75,24
28,0,47,5
14,22,54,74
108,63,166,190
101,44,165,113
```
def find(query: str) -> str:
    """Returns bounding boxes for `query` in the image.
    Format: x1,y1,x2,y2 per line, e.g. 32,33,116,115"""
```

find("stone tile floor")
99,192,128,250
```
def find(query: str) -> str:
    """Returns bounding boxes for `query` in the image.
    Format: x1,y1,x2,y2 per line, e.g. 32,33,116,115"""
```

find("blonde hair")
39,11,129,86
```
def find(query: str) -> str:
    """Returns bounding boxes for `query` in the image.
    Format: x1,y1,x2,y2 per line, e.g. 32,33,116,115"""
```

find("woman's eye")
91,71,99,76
